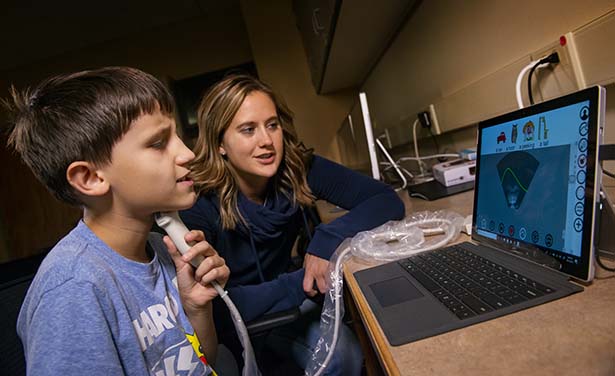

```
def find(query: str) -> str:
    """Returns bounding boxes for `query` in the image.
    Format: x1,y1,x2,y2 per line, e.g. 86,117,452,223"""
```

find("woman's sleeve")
225,269,307,322
306,155,405,260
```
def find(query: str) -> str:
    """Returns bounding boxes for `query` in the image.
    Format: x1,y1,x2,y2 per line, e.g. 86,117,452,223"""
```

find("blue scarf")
236,191,299,242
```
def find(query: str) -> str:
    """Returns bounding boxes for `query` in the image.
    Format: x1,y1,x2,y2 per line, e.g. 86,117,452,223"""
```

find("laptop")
354,85,606,346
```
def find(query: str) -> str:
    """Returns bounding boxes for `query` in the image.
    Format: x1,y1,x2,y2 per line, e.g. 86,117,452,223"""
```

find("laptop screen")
472,86,605,281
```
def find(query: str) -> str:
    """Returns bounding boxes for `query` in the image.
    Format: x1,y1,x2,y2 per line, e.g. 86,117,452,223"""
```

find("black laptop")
354,86,606,346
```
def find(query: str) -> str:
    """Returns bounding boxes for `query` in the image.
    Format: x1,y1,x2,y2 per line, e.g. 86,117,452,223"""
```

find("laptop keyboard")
399,245,556,319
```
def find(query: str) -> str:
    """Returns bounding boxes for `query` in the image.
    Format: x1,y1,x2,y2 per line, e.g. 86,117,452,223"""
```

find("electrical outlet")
428,104,442,135
529,35,581,102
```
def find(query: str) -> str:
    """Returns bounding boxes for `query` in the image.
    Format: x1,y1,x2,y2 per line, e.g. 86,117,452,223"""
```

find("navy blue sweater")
180,155,404,331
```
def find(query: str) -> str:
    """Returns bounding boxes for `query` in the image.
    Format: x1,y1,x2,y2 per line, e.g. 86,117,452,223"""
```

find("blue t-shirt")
17,221,215,376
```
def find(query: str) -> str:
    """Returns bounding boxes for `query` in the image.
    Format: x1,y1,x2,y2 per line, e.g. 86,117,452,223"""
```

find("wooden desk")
321,189,615,375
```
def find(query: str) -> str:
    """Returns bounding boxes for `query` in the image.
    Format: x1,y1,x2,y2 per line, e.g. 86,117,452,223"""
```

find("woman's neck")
238,177,269,205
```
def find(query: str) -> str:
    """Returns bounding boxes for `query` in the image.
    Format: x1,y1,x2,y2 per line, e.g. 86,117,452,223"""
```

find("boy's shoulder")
33,222,166,292
31,222,115,293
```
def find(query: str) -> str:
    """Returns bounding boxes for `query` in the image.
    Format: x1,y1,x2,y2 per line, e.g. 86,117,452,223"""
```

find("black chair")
0,251,47,376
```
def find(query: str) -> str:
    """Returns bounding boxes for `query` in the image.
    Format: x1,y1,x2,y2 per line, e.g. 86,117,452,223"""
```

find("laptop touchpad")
370,277,424,308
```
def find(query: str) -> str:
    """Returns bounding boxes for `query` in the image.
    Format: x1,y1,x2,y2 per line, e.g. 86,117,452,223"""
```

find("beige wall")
0,12,253,262
240,0,356,160
362,0,615,179
603,83,615,189
364,0,615,131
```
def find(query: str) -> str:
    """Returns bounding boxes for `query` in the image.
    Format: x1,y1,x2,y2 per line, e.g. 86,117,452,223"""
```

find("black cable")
600,144,615,161
596,250,615,272
527,62,540,106
527,52,560,106
599,145,615,179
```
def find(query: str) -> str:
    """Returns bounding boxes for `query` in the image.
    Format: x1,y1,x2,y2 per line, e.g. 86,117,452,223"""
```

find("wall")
0,0,358,263
240,0,356,160
0,10,253,262
364,0,614,130
603,83,615,190
362,0,615,178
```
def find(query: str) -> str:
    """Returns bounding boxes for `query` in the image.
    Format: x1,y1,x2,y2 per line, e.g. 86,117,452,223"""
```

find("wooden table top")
319,188,615,375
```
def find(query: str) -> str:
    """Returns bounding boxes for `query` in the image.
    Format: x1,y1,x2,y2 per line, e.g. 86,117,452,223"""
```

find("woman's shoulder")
307,154,338,173
307,154,361,182
180,192,220,225
306,153,395,198
194,192,220,210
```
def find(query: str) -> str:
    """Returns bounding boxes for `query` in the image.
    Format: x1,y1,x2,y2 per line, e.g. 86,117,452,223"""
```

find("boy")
5,67,229,375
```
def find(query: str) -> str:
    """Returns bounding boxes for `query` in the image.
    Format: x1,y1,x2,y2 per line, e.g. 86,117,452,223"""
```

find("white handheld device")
154,211,260,376
155,211,205,268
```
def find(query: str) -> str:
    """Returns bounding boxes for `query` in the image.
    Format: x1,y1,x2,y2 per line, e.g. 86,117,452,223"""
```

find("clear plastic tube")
306,210,464,376
306,239,353,376
350,210,464,261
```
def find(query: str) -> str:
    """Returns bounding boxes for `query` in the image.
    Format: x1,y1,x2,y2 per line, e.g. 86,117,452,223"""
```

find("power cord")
596,250,615,272
528,52,560,105
602,144,615,160
412,119,426,176
515,53,557,109
427,127,443,159
601,144,615,179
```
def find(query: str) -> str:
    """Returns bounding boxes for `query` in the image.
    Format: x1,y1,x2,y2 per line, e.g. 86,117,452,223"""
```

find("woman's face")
219,90,284,194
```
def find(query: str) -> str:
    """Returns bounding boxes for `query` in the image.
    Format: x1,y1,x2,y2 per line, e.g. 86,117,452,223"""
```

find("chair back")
0,252,47,376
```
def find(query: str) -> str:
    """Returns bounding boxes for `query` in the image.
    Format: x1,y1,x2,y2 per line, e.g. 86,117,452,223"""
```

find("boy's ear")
66,161,109,197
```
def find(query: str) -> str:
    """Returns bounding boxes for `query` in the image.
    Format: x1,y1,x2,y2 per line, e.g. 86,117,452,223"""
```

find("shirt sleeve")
306,155,405,260
226,269,306,322
21,280,124,376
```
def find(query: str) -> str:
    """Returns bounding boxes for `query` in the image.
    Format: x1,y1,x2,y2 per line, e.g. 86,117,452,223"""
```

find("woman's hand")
163,230,230,312
303,253,330,296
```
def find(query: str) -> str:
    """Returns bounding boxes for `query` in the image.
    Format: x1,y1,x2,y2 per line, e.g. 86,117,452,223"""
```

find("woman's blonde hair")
191,74,315,229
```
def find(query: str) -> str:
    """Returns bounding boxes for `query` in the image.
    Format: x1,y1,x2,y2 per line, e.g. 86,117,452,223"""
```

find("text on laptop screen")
475,100,591,265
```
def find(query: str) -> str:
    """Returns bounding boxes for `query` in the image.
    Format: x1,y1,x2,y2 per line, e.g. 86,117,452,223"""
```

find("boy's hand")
163,230,230,312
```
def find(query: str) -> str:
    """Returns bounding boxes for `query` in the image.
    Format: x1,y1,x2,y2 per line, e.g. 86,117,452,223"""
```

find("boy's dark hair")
4,67,175,206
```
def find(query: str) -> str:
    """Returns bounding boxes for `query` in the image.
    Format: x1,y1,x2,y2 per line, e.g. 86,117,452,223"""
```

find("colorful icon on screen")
523,121,535,141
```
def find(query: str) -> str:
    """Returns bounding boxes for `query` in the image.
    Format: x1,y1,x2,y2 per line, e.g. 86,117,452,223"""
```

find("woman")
180,74,405,374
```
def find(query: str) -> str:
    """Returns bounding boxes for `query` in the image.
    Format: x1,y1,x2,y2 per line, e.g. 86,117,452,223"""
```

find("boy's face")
100,110,196,217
